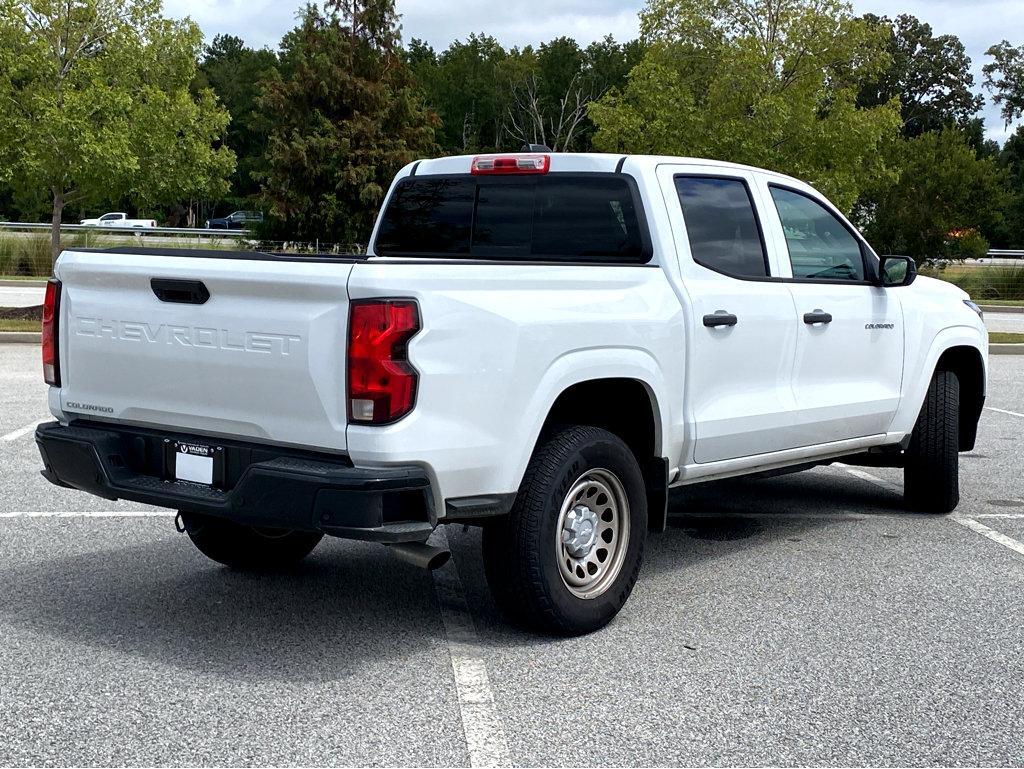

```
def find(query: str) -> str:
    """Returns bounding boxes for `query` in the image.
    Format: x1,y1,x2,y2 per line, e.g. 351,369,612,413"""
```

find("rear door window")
674,176,769,278
375,175,649,262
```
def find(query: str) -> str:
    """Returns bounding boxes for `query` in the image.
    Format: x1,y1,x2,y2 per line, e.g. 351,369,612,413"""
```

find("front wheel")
180,512,323,570
904,369,960,513
482,426,647,635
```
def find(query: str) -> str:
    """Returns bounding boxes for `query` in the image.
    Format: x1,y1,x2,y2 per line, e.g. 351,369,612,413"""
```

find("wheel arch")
514,353,673,533
935,344,986,451
894,327,986,451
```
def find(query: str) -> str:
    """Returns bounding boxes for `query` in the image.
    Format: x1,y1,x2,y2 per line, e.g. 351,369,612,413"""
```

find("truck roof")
408,152,810,189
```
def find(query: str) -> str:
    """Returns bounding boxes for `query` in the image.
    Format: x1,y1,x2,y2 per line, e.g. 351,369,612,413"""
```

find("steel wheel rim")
555,468,630,599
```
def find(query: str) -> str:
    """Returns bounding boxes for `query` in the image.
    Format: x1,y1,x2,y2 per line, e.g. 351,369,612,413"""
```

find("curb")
981,304,1024,314
0,332,39,344
990,343,1024,355
0,279,47,288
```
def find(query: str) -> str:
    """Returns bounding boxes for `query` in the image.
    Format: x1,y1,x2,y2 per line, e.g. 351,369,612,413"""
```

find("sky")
163,0,1024,143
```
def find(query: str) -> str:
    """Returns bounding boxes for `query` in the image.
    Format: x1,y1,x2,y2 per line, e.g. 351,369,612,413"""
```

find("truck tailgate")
55,249,355,452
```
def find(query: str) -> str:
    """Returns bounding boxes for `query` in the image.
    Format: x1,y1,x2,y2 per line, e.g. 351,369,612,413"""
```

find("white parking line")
832,462,902,494
431,528,511,769
832,461,1024,559
0,418,47,442
953,517,1024,558
0,511,173,517
986,406,1024,419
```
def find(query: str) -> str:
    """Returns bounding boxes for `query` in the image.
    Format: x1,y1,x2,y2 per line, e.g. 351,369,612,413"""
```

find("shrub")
945,229,989,261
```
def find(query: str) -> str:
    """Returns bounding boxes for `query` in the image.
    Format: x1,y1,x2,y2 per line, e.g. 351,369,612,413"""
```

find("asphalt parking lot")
2,343,1023,767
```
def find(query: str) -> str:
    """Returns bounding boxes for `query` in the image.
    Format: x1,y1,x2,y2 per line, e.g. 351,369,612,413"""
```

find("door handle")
703,311,738,328
803,310,832,325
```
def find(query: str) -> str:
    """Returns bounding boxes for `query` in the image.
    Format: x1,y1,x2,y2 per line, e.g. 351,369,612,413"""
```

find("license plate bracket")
164,439,224,487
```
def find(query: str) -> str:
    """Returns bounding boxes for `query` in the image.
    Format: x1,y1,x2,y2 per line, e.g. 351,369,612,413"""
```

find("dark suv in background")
205,210,263,229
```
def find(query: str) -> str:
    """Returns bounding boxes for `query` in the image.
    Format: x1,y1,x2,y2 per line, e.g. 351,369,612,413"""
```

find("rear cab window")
374,174,651,263
673,176,769,278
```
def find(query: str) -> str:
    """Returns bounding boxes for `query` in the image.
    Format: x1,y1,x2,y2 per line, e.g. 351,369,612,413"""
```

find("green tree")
197,34,279,204
861,129,1009,261
583,36,646,95
589,0,902,211
258,0,437,245
408,33,508,153
410,34,642,154
984,40,1024,127
503,36,642,152
503,40,591,150
857,14,982,138
990,124,1024,247
0,0,234,263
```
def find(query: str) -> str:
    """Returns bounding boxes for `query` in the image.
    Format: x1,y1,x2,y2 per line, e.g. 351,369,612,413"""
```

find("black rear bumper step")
35,421,435,542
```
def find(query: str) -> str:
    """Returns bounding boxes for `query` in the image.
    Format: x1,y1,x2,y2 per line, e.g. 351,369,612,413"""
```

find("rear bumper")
35,421,435,542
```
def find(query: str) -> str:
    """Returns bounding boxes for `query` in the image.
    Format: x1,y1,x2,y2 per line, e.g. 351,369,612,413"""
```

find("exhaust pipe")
387,541,451,570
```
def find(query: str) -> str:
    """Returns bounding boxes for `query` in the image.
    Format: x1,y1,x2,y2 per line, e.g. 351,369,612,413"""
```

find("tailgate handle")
151,278,210,305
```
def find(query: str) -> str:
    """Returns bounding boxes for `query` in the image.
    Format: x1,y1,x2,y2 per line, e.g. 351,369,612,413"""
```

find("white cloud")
398,0,641,49
165,0,1022,142
164,0,642,49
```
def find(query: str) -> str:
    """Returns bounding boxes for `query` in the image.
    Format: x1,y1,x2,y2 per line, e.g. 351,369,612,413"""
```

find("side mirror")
878,255,917,287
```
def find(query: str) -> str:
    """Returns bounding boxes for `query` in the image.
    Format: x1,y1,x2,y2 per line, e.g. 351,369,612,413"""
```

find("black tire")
482,426,647,636
904,369,960,513
180,512,322,570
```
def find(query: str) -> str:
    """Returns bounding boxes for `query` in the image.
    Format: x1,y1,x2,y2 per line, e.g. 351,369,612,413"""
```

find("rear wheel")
179,512,322,570
904,369,960,513
482,426,647,635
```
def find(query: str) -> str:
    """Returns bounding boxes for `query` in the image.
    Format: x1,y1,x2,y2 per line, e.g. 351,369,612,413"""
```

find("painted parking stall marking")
0,510,511,768
833,461,1024,562
431,528,512,769
986,406,1024,419
953,517,1024,558
0,511,174,518
832,462,901,494
1,418,47,442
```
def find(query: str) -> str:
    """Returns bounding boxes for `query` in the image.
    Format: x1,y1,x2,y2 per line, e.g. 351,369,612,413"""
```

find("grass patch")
978,299,1024,307
0,319,38,332
923,263,1024,302
0,305,40,332
990,332,1024,344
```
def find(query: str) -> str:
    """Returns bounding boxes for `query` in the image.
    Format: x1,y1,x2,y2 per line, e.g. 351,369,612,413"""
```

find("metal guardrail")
0,222,253,237
987,250,1024,258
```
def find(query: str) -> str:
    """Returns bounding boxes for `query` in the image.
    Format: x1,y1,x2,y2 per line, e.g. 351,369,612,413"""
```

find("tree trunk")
50,188,65,269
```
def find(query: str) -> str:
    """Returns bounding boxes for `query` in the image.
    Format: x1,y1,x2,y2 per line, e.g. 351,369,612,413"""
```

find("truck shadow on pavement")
453,467,913,643
0,535,448,682
0,469,913,668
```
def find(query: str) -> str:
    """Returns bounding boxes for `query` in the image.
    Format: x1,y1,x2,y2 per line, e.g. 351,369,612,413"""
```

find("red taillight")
471,154,550,175
42,278,61,386
347,299,420,425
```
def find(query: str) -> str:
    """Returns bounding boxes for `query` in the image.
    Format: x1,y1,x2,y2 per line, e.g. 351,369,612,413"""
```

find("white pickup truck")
80,212,157,228
36,153,987,635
